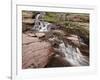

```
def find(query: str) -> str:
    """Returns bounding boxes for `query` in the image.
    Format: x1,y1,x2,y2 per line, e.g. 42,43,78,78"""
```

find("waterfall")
39,22,51,32
58,41,89,66
32,13,51,32
35,14,41,20
32,13,89,67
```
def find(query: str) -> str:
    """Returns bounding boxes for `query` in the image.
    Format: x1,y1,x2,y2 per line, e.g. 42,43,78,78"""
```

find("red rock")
22,33,54,69
22,34,40,44
66,35,80,46
35,33,45,38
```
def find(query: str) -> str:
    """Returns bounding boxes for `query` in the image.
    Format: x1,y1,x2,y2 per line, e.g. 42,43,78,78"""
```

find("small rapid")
58,41,89,66
32,13,51,32
32,12,89,67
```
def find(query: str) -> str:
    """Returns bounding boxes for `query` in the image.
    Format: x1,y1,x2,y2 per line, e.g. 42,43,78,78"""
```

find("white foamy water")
39,22,51,32
32,13,51,32
58,42,89,66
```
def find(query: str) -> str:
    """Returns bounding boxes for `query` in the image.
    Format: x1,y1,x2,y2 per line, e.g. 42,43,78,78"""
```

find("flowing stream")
32,13,51,32
32,13,89,66
58,41,89,66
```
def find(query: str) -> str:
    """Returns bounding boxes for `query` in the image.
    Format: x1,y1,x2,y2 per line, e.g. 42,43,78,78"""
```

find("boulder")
22,33,54,69
66,34,80,46
35,32,45,38
22,11,33,18
22,19,34,24
52,30,66,36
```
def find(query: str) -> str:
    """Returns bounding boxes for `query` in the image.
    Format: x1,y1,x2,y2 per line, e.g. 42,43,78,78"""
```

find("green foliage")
31,11,89,39
43,12,58,23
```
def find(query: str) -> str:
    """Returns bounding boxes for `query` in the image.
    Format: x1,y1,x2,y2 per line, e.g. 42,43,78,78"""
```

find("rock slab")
22,33,54,69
